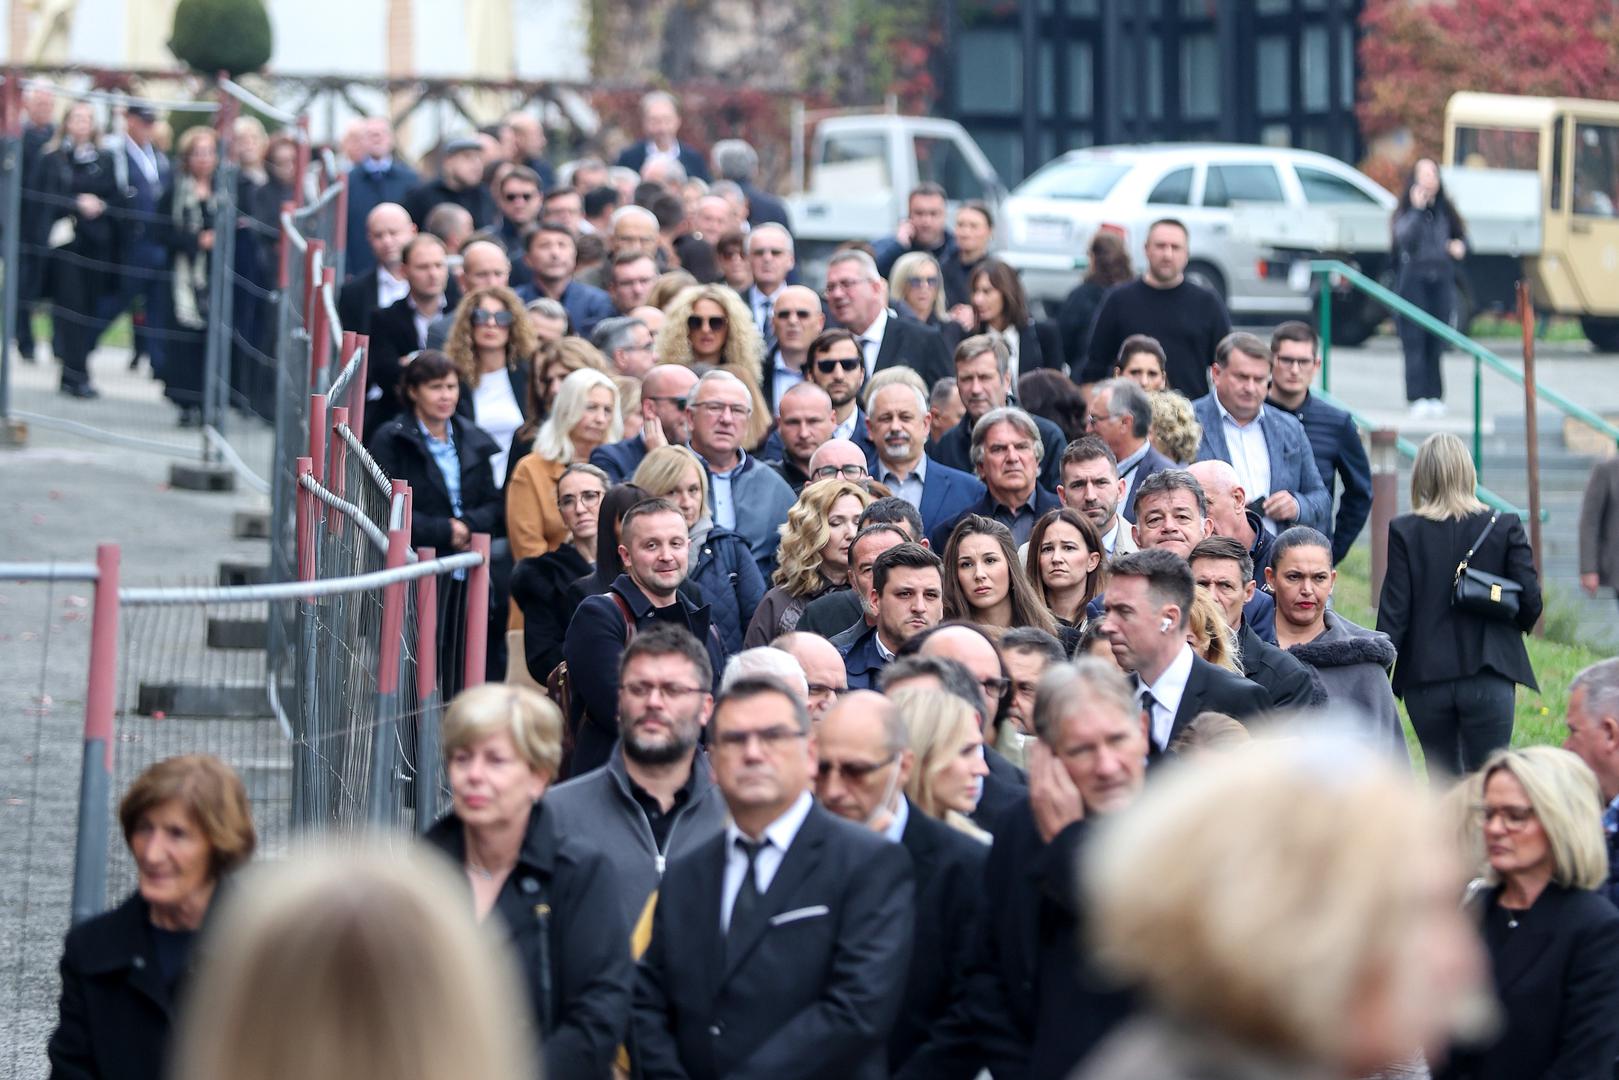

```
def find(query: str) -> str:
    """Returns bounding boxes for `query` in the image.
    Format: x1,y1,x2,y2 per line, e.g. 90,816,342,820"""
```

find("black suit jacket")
1437,884,1619,1080
970,746,1028,834
1120,443,1178,524
615,140,712,183
632,801,915,1080
1238,620,1321,710
890,803,988,1078
336,268,381,338
872,313,953,389
1147,652,1273,755
363,291,462,437
1376,510,1543,695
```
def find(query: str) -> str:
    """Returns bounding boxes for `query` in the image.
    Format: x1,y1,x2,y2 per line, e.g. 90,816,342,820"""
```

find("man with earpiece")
1098,548,1272,759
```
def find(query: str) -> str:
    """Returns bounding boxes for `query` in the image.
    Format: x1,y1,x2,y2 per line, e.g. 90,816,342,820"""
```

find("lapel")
81,895,174,1017
872,314,900,372
721,803,829,981
1198,400,1229,463
507,363,530,416
1167,656,1210,749
1258,409,1290,485
917,459,944,525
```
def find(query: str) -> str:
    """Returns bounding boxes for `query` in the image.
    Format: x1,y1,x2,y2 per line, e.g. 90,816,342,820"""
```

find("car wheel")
1185,261,1227,304
1581,317,1619,352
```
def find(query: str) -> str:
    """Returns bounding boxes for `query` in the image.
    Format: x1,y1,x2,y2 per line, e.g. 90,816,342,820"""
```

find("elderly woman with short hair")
424,684,632,1080
49,755,256,1080
1435,746,1619,1080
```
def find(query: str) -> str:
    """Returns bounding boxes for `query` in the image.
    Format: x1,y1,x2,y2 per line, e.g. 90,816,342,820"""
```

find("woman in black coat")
49,755,256,1080
1392,157,1468,414
962,258,1064,378
1376,433,1542,776
424,684,632,1079
32,100,122,398
509,464,610,683
1435,747,1619,1080
153,127,221,425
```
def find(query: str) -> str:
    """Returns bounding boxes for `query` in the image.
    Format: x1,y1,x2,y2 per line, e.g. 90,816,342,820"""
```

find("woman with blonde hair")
1377,431,1542,775
444,285,537,485
1075,738,1493,1080
743,478,872,647
892,687,992,843
170,844,535,1080
518,337,611,453
506,367,621,560
424,684,633,1079
1188,586,1240,672
942,515,1059,641
1148,389,1202,465
633,445,764,654
889,251,952,330
1437,746,1619,1080
654,284,770,447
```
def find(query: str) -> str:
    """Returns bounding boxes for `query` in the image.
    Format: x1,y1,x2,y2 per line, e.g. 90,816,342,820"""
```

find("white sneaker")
1409,400,1429,418
1428,398,1448,417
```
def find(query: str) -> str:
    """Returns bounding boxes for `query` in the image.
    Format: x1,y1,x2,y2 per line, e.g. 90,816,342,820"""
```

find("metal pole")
1020,0,1039,182
373,508,411,826
414,546,441,833
70,543,120,923
1519,281,1545,637
292,456,316,828
462,532,491,689
1472,352,1484,481
1317,271,1333,395
1368,429,1399,608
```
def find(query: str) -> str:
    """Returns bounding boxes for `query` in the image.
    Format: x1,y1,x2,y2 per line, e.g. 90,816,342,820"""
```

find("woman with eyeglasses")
942,515,1060,644
654,284,771,448
1025,507,1105,632
1435,747,1619,1080
510,463,610,683
632,445,765,655
506,368,621,561
445,285,537,487
744,478,872,647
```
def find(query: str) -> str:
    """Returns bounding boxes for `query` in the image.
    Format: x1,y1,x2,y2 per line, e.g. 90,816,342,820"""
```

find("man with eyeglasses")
805,328,879,467
1265,321,1372,563
633,675,914,1080
515,223,616,338
1082,376,1174,524
685,370,797,577
563,498,726,776
591,364,699,483
545,623,727,927
930,336,1066,494
764,383,836,494
744,223,796,352
823,249,952,388
493,165,545,287
837,543,944,691
813,690,988,1077
773,631,849,720
592,316,657,379
761,283,823,413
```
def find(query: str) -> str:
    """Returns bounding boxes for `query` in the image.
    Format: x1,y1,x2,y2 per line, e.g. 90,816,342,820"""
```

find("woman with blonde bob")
1377,431,1542,776
892,687,991,844
170,845,535,1080
633,445,764,654
654,284,770,447
506,367,622,561
889,251,952,329
423,684,633,1079
1075,738,1495,1080
744,478,872,647
1434,746,1619,1080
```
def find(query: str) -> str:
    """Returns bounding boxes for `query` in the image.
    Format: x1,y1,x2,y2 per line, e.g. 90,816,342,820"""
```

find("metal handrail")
1312,260,1619,476
218,78,297,125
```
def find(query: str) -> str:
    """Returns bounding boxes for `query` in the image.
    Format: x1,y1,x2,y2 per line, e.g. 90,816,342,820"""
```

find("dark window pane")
1148,166,1194,205
1203,164,1285,207
1296,165,1380,205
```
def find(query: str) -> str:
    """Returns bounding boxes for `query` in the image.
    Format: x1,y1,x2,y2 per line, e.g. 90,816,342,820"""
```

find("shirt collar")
881,795,910,844
1215,394,1264,430
991,485,1038,516
416,418,454,446
727,789,814,849
1116,441,1149,476
706,449,747,479
874,629,897,662
378,265,405,290
860,306,890,345
1145,643,1196,709
880,453,927,486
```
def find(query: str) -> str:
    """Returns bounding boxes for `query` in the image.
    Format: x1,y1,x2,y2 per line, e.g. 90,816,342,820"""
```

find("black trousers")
1396,267,1454,403
1404,671,1515,778
46,253,111,391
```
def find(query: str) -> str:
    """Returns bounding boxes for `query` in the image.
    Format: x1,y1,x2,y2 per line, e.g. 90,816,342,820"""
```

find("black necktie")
728,837,765,943
1139,687,1160,751
758,296,776,352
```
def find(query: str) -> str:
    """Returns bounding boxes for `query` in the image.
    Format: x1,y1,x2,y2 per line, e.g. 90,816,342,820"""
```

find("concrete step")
217,560,271,587
169,462,237,493
206,616,268,650
232,509,271,540
136,682,269,718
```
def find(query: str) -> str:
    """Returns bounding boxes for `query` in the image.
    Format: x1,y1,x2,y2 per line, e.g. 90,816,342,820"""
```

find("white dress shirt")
1139,643,1195,752
471,373,525,485
769,350,806,414
832,408,862,444
377,265,409,311
1215,397,1274,533
722,789,814,931
410,295,447,351
881,794,910,844
750,284,784,336
856,308,891,379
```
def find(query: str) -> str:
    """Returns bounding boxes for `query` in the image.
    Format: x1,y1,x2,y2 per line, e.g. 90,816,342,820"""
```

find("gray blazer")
1191,395,1331,536
1579,457,1619,589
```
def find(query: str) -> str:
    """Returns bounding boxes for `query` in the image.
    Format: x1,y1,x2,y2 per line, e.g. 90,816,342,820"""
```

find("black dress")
153,178,217,413
32,141,123,392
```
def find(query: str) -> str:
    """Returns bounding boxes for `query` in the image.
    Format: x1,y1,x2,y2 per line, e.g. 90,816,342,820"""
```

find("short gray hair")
712,138,759,182
1033,659,1137,746
1098,377,1153,439
690,368,751,403
1573,659,1619,723
610,204,659,232
930,377,960,410
746,222,794,257
721,648,809,700
591,316,647,357
969,407,1045,468
826,249,881,283
713,674,813,735
640,90,678,115
524,296,566,321
864,366,929,415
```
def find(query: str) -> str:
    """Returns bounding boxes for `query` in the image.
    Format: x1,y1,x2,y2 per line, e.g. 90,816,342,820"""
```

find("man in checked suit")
633,675,916,1080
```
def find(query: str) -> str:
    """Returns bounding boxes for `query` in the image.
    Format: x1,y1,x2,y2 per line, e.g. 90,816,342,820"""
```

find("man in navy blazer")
1084,376,1176,524
514,223,616,338
1192,332,1330,537
107,106,169,364
932,336,1067,494
867,375,985,537
345,118,419,277
614,91,712,182
632,676,914,1080
591,365,700,483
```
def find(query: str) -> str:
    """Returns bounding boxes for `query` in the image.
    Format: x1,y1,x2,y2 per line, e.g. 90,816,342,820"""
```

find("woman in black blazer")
963,258,1063,378
1436,747,1619,1080
1376,433,1541,775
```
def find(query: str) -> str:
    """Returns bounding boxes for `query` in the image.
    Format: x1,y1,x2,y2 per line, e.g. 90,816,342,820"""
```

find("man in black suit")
759,284,822,416
106,105,169,367
798,329,878,467
930,336,1067,494
336,202,416,338
1189,537,1319,710
1101,548,1272,756
364,234,454,437
1085,377,1175,524
913,624,1028,829
13,86,56,360
614,91,711,182
812,691,986,1077
632,676,915,1080
712,139,791,229
823,250,952,389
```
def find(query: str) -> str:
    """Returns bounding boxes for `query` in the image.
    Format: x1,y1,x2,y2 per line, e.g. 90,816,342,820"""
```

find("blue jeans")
1404,672,1515,777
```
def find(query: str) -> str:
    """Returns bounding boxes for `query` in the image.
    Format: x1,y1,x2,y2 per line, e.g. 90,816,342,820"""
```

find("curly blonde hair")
772,478,872,597
1149,390,1203,465
655,284,770,447
443,286,537,391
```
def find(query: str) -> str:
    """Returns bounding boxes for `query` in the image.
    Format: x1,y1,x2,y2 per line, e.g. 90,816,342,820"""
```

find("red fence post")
463,533,491,690
327,406,349,537
293,117,310,209
295,456,316,583
351,335,370,433
414,546,441,831
309,267,334,387
277,200,295,290
332,171,349,266
70,543,121,923
371,522,411,824
308,394,328,485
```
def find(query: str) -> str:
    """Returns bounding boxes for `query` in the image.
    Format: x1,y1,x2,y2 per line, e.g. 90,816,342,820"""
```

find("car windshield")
1015,160,1131,200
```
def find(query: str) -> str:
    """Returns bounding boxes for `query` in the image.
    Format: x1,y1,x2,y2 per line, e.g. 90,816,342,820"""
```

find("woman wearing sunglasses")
445,286,538,487
654,284,771,449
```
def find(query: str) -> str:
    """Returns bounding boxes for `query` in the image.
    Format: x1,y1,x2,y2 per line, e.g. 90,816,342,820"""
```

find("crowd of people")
41,88,1619,1080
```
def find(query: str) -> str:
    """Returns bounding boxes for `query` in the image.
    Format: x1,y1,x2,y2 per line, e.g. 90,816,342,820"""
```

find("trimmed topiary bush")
168,0,273,78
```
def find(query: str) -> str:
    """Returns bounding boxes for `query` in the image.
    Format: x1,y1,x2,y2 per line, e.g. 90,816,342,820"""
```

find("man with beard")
545,623,729,928
806,329,879,467
1057,436,1137,557
930,336,1066,494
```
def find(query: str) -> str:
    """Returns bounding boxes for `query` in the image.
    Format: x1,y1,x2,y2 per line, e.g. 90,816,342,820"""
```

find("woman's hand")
948,303,976,331
1447,238,1466,260
450,519,471,551
198,229,216,252
1409,185,1431,211
75,193,105,219
1583,572,1601,597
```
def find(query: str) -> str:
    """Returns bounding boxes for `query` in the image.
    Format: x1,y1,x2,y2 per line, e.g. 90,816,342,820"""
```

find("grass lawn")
1330,547,1606,772
25,312,133,350
1466,313,1587,344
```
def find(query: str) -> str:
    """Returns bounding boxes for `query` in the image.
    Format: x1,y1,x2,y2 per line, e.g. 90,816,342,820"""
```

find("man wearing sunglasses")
804,329,879,468
761,283,823,414
493,165,545,287
591,363,699,483
814,690,987,1077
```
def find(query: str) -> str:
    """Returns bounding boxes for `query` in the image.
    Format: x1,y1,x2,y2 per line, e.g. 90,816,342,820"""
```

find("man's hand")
1582,572,1601,597
198,229,216,252
1262,490,1300,524
75,193,105,219
449,519,471,551
642,414,667,451
1028,739,1082,844
893,220,916,247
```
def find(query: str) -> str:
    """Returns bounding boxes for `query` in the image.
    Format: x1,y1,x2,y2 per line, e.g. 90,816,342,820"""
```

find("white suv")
999,143,1395,317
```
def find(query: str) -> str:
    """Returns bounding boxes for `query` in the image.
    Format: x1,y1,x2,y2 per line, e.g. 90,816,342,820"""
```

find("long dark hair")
1083,229,1134,288
1394,157,1466,241
593,483,648,583
971,259,1031,331
941,515,1058,634
1024,507,1106,614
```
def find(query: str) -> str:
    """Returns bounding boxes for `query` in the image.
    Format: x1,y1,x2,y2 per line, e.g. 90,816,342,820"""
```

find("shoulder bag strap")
611,591,636,644
1454,511,1500,583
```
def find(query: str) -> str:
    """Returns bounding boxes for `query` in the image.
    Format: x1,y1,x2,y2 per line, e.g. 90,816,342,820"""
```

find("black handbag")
1451,512,1522,622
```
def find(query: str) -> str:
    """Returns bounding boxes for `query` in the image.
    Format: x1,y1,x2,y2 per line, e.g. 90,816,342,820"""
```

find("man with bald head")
772,632,848,718
425,239,511,349
337,202,416,336
692,195,735,241
345,119,419,276
916,623,1028,829
762,283,823,413
766,383,836,494
1188,458,1272,573
630,304,666,337
591,364,700,483
807,439,872,487
609,204,663,261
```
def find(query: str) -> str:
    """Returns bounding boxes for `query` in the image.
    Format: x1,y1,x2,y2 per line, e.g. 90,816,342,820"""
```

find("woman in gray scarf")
155,126,219,428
